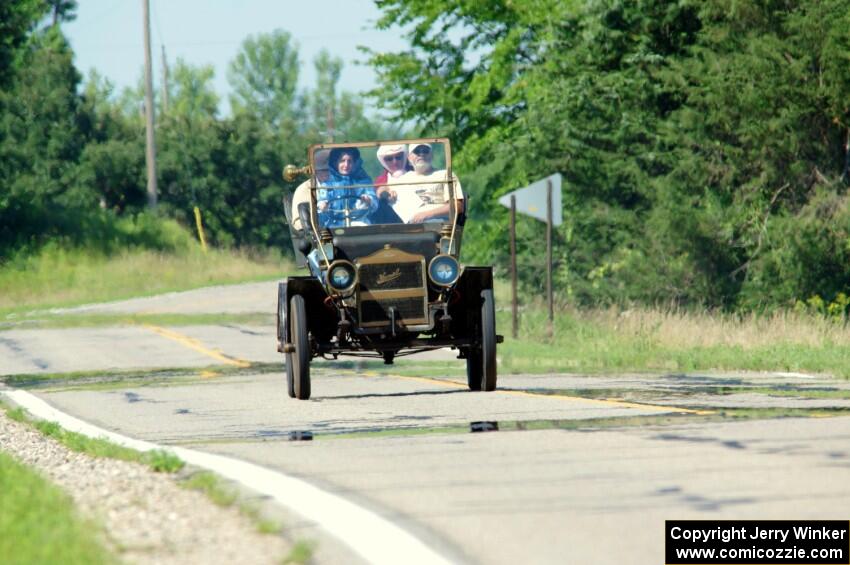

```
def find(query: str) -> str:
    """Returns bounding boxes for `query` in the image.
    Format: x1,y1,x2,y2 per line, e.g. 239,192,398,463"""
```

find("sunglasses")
412,146,431,155
387,154,405,162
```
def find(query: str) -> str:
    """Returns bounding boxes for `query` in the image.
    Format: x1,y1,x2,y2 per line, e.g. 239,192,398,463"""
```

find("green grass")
496,287,850,377
0,244,290,319
0,451,115,565
181,471,238,507
3,402,284,545
284,541,315,565
1,404,184,473
180,471,283,535
4,240,850,381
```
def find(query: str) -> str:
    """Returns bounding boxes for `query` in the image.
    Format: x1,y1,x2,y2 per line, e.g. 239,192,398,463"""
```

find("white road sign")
498,173,563,226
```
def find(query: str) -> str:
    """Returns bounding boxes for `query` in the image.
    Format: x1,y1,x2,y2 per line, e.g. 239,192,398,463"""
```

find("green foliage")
46,0,78,26
142,449,185,473
228,30,299,126
0,27,89,252
0,451,113,565
0,241,284,317
1,403,184,474
181,471,238,507
284,541,315,565
168,58,219,120
0,22,392,262
0,0,46,86
368,0,850,311
5,1,849,312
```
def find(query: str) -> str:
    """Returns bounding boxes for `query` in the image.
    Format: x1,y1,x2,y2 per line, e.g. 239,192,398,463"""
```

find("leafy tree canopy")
367,0,850,310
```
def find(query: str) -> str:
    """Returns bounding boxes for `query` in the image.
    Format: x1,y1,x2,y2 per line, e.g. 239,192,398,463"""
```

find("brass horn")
283,164,312,182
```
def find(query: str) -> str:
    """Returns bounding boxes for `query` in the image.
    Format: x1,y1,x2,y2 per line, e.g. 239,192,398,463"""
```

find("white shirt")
289,180,312,231
388,169,464,223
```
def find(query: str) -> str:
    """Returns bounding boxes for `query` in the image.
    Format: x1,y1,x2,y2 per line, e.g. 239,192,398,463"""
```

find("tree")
76,70,147,213
0,0,46,86
228,30,300,127
659,0,850,308
0,26,90,253
168,58,219,122
367,0,703,305
46,0,77,27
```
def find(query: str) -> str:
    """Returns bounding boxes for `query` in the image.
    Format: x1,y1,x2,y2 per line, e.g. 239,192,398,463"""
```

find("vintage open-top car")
279,138,501,399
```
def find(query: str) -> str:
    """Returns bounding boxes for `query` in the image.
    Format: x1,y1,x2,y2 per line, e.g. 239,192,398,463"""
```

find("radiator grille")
358,262,423,292
360,297,427,325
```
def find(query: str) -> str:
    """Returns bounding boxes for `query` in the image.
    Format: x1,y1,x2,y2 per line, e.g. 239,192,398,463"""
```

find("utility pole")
142,0,158,209
160,45,169,115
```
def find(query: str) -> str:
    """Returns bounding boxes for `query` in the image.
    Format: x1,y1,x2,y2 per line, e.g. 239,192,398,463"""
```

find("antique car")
279,138,501,400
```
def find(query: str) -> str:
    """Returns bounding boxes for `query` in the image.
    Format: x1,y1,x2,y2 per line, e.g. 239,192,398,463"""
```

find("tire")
466,288,497,391
280,285,295,398
284,351,296,398
287,294,311,400
466,350,483,391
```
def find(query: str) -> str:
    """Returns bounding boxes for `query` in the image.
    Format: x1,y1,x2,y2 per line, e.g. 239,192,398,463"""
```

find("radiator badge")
376,268,402,285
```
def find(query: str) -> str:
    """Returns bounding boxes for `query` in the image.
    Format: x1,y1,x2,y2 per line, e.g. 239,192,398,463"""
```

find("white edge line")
1,389,454,565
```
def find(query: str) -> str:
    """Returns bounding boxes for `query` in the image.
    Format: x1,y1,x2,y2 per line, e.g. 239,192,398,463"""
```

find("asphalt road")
3,281,850,564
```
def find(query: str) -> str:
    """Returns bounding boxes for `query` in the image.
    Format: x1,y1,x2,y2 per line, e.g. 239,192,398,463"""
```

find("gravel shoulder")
0,406,291,565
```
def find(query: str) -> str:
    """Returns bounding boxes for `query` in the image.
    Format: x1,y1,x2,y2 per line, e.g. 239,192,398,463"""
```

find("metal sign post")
510,195,518,339
498,173,562,340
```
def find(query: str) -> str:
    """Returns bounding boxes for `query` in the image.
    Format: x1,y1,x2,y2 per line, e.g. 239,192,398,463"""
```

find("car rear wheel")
466,288,497,391
284,350,296,398
280,285,296,398
287,294,311,400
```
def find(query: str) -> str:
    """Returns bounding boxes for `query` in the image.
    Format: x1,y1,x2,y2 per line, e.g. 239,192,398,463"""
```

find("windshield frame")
306,137,455,232
307,137,467,267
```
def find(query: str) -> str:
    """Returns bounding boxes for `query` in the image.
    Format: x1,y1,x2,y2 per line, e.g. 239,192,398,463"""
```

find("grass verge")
1,401,301,554
495,284,850,377
0,402,183,472
0,451,115,565
284,541,316,564
180,471,283,535
0,245,290,319
0,401,313,564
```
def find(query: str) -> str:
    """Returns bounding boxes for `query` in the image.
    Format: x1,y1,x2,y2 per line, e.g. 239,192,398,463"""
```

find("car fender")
279,276,334,347
448,266,493,339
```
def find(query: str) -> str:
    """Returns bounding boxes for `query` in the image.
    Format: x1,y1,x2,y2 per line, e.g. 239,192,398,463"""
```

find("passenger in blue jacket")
317,147,377,228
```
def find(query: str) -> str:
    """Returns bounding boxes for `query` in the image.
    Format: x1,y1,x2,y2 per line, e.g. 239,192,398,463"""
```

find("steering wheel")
318,194,373,226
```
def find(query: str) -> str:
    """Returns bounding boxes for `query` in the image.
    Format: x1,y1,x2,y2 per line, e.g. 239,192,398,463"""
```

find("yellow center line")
141,324,251,368
368,372,710,415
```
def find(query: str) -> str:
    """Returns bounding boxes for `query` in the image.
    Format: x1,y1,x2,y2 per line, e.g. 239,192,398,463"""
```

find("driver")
389,143,464,223
317,147,377,228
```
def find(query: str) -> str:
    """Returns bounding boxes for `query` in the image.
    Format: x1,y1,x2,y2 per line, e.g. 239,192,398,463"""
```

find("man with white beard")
389,143,465,224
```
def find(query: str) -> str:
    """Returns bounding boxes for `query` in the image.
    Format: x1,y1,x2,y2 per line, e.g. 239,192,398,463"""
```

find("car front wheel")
286,294,311,400
466,288,497,391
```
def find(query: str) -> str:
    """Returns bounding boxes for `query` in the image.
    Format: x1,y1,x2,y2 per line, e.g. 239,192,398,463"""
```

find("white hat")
409,142,432,154
377,143,407,170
